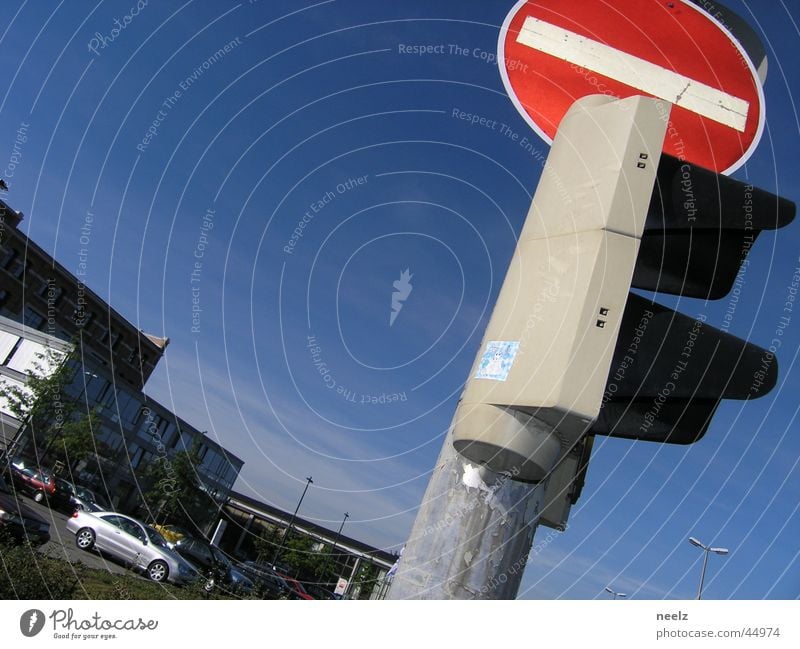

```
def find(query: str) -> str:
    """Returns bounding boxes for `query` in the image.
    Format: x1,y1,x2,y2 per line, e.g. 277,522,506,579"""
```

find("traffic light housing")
451,96,795,509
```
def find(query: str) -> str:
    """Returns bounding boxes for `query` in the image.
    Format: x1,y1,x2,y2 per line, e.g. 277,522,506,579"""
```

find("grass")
1,537,248,600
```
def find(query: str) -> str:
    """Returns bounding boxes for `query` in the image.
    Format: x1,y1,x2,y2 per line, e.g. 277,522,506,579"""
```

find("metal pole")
320,512,348,585
272,476,313,566
697,549,710,600
386,426,546,600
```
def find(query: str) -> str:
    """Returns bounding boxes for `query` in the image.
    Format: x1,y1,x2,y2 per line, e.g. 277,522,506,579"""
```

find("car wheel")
147,560,168,582
75,528,95,550
33,491,45,503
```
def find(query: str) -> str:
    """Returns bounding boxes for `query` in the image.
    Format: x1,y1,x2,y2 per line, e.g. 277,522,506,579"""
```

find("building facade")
0,198,243,515
220,492,397,600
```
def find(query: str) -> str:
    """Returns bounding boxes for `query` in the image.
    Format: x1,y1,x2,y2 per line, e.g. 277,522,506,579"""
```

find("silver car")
66,510,198,585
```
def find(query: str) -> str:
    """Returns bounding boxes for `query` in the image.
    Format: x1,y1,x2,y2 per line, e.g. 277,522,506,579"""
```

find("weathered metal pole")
386,425,545,599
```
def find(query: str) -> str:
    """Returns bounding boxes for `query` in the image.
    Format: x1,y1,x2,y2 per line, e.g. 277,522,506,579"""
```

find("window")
10,259,26,279
160,423,176,448
130,446,144,470
117,390,141,426
22,306,45,329
0,247,15,268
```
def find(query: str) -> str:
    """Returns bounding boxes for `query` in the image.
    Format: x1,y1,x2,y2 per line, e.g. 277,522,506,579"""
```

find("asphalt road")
22,496,129,579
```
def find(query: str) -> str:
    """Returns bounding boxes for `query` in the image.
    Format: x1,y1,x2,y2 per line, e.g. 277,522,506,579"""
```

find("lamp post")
320,512,349,585
272,476,313,567
604,586,627,600
689,536,729,600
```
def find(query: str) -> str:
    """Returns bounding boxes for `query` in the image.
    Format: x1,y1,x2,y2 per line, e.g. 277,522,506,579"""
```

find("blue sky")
1,0,798,599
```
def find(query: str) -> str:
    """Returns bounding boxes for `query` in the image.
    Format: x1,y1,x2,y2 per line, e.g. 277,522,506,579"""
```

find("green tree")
252,524,282,564
48,409,101,470
140,440,217,534
0,344,96,470
352,562,380,600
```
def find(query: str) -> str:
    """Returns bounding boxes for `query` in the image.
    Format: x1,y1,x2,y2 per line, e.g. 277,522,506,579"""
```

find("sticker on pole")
498,0,765,174
475,341,520,381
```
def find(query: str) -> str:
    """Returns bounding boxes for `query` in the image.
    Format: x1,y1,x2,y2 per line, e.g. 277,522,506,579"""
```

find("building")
0,197,243,514
0,200,164,389
220,491,398,600
0,314,71,450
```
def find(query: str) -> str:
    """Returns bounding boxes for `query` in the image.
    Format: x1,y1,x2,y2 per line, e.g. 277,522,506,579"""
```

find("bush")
0,536,82,599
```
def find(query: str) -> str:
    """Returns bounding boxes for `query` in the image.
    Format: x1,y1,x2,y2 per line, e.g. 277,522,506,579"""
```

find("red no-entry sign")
499,0,764,173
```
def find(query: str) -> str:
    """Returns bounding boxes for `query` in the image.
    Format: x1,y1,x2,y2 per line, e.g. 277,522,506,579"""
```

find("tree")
0,344,95,470
140,440,217,534
49,409,101,470
352,562,380,600
252,524,282,564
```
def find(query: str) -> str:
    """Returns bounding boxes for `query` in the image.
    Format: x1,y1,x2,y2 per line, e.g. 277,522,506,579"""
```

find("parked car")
238,561,294,599
69,485,110,513
150,523,191,548
303,582,339,600
66,510,198,585
277,572,314,600
48,477,77,512
0,473,51,546
171,536,254,594
7,463,56,503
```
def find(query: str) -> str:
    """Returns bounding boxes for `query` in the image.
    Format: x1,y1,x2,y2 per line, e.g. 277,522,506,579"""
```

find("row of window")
1,244,153,375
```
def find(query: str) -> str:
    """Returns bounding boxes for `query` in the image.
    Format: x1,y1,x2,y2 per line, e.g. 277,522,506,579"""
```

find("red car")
275,572,314,600
8,462,56,503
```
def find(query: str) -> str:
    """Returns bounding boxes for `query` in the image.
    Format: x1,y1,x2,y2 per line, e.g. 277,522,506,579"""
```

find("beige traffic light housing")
452,95,670,483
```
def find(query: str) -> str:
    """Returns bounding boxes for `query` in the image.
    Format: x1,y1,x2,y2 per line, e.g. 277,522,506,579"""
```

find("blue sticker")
475,341,520,381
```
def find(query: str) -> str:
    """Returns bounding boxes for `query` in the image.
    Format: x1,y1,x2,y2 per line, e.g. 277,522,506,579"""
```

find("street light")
688,536,729,600
320,511,349,585
272,476,313,567
604,586,627,600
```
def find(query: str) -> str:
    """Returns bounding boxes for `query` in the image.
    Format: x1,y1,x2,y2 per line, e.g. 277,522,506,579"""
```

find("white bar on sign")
516,16,749,132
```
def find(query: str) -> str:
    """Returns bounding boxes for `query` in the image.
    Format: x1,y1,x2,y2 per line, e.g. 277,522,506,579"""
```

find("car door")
114,516,150,566
95,514,140,562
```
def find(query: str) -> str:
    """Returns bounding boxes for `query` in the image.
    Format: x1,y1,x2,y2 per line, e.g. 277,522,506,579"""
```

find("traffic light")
451,95,795,523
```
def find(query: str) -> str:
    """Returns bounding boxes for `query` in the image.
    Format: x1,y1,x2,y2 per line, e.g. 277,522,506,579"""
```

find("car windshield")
144,527,169,548
55,478,74,494
75,486,95,500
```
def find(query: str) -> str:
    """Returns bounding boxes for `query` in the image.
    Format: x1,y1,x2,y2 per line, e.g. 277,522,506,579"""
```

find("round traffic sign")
498,0,764,174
